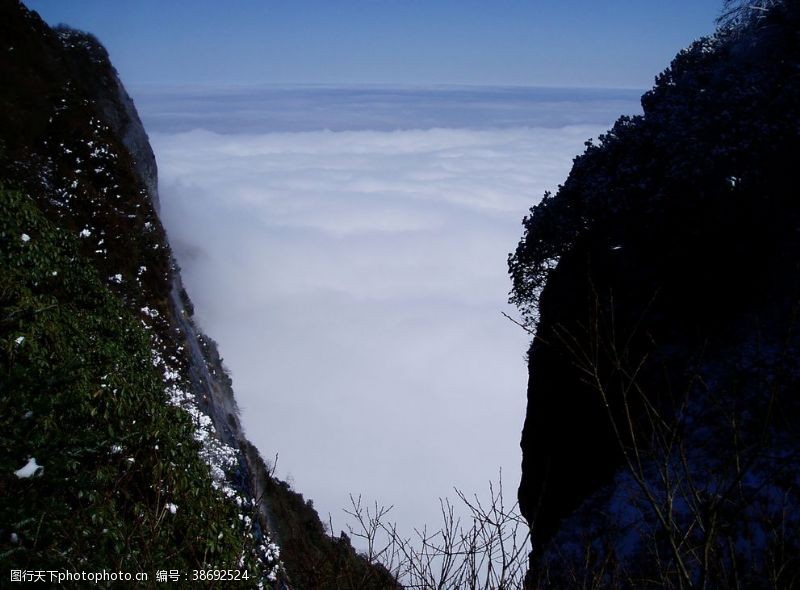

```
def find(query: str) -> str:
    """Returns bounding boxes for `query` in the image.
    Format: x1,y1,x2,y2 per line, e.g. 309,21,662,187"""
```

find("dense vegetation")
510,1,800,587
0,184,265,580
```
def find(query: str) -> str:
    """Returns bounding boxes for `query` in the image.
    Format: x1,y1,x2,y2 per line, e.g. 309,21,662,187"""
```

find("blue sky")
26,0,722,88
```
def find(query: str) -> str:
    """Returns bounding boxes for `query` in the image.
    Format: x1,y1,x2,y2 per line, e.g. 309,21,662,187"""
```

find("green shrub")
0,184,267,586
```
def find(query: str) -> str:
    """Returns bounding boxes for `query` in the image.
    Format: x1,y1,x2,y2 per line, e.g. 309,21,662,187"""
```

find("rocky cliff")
510,2,800,587
0,1,397,587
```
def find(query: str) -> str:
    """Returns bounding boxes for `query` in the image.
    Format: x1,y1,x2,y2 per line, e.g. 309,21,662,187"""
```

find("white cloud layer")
136,85,641,134
151,106,627,542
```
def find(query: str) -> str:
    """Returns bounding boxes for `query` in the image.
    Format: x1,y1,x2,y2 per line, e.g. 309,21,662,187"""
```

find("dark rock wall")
512,3,800,585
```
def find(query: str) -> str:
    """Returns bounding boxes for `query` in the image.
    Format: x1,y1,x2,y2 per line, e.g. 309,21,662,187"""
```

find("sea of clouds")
138,85,641,543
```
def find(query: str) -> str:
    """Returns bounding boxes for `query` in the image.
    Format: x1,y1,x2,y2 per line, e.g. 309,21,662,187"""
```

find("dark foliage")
510,1,800,586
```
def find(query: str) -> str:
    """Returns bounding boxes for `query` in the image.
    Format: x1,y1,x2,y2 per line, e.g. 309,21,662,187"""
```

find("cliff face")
510,3,800,586
0,1,397,587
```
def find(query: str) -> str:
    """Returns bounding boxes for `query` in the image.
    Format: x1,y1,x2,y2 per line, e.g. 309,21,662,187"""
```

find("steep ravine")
167,274,283,546
79,9,277,542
